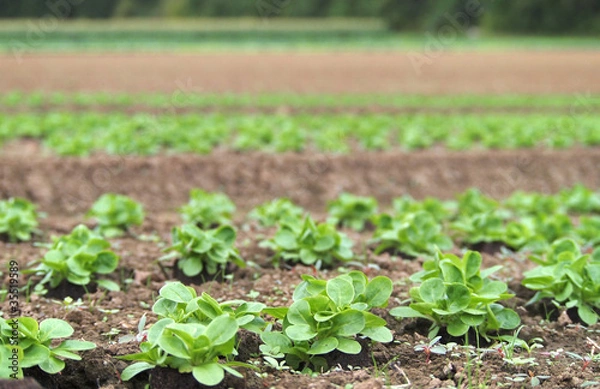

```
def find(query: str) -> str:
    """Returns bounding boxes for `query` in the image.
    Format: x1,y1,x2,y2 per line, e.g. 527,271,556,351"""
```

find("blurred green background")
1,0,600,35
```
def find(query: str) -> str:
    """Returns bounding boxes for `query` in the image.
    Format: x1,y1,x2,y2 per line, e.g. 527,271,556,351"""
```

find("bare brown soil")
2,51,600,94
1,149,599,216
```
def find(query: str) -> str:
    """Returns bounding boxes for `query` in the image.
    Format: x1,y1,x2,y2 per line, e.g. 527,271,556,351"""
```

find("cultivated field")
1,45,600,389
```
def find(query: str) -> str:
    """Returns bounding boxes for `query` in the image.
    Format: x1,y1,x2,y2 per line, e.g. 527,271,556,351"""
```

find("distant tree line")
1,0,599,34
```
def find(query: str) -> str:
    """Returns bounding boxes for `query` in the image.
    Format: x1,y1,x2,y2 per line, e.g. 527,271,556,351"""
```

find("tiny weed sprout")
391,251,520,339
261,271,393,372
87,193,144,238
163,224,245,277
326,193,378,232
119,314,254,386
247,198,305,227
0,197,41,242
371,211,452,257
522,238,600,325
151,282,266,333
260,216,354,268
179,189,235,228
0,316,96,377
414,336,447,364
28,224,120,293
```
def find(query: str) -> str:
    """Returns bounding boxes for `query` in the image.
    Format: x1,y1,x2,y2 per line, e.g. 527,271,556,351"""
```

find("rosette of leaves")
393,195,456,223
119,314,252,386
259,216,353,267
151,282,266,333
457,188,500,216
559,184,600,213
163,224,245,277
371,211,452,257
29,224,120,293
179,189,235,228
86,193,145,238
247,198,305,227
0,197,41,242
326,193,378,231
522,238,600,325
391,251,520,339
0,316,96,378
449,211,506,245
576,216,600,247
261,271,393,372
503,191,560,217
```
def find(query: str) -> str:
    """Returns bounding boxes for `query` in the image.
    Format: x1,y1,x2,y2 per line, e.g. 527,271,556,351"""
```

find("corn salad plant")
87,193,144,238
0,197,41,242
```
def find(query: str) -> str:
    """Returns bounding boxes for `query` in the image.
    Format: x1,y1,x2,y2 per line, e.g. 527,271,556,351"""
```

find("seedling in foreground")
522,238,600,325
0,316,96,378
261,271,393,372
87,193,144,238
119,315,252,386
391,250,520,339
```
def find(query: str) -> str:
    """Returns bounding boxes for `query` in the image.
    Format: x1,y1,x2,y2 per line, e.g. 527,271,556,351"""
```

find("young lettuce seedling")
87,193,144,238
391,250,520,339
371,211,452,257
163,224,245,277
0,316,96,378
179,189,235,228
247,198,305,228
28,224,120,294
326,193,378,232
261,271,393,372
119,314,252,386
0,197,41,242
260,216,354,268
151,282,266,333
522,238,600,325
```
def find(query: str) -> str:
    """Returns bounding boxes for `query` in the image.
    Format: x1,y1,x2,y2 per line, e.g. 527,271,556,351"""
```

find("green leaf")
578,305,598,326
420,278,445,304
336,337,362,354
120,362,155,381
55,340,96,351
204,315,238,346
364,276,393,307
307,337,338,355
464,251,482,279
287,300,314,326
20,344,49,368
160,282,194,303
39,356,65,374
274,229,298,251
326,276,355,307
40,318,74,340
446,284,471,313
192,363,225,386
447,320,469,337
331,310,365,337
361,326,393,343
389,306,427,318
96,279,120,292
285,324,317,341
314,236,335,252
